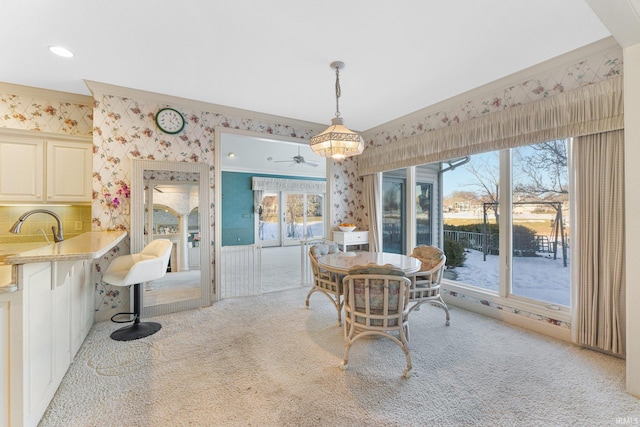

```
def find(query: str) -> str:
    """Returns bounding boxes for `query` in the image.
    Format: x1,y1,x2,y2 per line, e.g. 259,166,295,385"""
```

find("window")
441,140,571,308
511,141,570,306
442,152,500,293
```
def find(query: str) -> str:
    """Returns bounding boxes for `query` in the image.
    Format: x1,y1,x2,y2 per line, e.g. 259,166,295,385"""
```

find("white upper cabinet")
0,129,91,203
0,138,44,202
46,140,92,202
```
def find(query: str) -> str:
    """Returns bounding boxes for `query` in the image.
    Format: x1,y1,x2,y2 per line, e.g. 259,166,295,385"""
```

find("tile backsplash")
0,205,91,243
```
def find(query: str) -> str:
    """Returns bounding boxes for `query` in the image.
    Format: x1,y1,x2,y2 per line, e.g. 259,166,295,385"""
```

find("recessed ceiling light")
48,45,74,58
227,152,236,158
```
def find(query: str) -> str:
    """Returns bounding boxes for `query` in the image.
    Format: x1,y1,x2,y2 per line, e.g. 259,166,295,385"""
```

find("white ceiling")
1,0,613,132
220,132,326,178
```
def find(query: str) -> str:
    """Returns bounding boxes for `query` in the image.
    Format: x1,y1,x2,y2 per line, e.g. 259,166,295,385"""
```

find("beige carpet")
261,245,303,293
41,287,640,426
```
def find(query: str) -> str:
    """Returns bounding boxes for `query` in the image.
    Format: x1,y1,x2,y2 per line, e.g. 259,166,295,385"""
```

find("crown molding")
0,126,91,142
363,36,622,138
585,0,640,48
0,81,92,105
84,80,326,134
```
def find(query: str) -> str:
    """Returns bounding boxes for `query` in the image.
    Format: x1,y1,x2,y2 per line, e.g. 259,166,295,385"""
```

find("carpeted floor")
261,245,303,292
41,286,640,427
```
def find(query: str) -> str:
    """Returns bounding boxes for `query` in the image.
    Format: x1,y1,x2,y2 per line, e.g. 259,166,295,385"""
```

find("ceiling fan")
274,146,318,167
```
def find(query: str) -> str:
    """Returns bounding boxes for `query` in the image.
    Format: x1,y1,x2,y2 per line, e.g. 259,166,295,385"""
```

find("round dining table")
317,251,421,275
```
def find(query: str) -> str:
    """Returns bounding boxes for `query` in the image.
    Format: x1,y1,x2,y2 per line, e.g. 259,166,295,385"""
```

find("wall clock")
155,107,185,134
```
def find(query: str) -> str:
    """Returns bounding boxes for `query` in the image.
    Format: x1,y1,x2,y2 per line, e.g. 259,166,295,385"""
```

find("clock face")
155,108,185,134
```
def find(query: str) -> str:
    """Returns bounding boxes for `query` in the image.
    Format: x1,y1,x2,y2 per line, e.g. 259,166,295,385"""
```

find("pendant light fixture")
310,61,364,160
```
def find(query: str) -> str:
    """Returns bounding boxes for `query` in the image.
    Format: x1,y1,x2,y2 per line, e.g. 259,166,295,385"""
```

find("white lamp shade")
309,117,364,159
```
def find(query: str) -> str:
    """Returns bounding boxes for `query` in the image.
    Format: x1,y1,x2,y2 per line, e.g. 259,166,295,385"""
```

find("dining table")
317,251,421,276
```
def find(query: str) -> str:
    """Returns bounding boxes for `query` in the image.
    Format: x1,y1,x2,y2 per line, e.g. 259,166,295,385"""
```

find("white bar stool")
103,239,172,341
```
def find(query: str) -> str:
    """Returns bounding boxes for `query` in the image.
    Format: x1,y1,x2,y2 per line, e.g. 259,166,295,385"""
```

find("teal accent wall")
221,172,325,246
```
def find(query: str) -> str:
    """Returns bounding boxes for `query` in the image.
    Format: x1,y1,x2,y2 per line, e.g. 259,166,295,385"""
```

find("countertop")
0,230,127,290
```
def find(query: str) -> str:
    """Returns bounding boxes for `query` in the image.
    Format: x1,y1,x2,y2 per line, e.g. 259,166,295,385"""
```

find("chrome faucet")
9,209,64,243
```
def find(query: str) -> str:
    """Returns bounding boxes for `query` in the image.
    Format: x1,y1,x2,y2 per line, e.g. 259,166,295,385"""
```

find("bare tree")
513,140,568,201
464,153,500,224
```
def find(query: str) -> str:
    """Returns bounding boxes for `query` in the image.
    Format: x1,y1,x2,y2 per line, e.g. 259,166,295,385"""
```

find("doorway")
216,129,328,298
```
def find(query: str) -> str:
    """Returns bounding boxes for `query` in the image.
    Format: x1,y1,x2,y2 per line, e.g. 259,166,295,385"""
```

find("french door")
258,191,324,247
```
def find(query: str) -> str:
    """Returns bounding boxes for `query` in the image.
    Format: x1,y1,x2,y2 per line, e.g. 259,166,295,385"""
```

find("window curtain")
251,177,326,193
358,76,623,176
362,173,381,251
253,189,263,214
572,130,625,355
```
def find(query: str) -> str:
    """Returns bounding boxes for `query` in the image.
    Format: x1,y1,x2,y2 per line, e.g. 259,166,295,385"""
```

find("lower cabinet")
0,259,94,427
70,260,93,357
0,291,21,427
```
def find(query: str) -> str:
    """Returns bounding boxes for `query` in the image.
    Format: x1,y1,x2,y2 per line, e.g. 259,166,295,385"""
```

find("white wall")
624,42,640,396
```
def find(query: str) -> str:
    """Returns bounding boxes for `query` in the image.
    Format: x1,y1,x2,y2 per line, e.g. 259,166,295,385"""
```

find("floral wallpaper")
0,90,92,136
90,89,319,316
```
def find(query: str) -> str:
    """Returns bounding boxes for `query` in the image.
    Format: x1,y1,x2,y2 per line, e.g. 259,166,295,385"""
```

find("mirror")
131,160,211,317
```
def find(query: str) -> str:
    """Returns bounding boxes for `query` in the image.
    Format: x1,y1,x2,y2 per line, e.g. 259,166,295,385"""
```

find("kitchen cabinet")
333,231,369,252
0,137,43,202
0,288,20,427
0,260,95,427
69,259,93,357
22,262,70,427
0,129,92,203
46,140,93,203
1,231,126,427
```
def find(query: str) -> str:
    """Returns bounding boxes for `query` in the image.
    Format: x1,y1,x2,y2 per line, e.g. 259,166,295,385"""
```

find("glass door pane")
416,182,432,246
382,171,406,254
306,193,324,239
259,192,279,247
283,192,304,245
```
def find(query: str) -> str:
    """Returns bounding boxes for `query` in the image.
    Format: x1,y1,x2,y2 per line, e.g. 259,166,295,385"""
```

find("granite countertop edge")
1,231,127,291
4,230,128,265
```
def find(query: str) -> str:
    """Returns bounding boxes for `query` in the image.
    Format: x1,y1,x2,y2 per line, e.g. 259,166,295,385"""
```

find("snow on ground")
450,248,570,306
259,221,323,241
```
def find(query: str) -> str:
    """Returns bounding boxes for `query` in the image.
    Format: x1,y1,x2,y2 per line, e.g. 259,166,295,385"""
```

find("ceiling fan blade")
303,161,318,167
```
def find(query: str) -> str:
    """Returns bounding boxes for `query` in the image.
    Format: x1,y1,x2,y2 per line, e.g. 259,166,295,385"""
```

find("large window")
511,142,570,306
441,140,571,308
442,152,500,293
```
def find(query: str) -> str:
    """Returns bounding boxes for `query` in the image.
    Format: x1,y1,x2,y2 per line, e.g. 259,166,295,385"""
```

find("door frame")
214,127,331,301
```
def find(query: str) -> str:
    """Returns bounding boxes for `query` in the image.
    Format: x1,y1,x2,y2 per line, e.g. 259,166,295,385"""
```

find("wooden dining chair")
341,263,412,378
408,245,450,326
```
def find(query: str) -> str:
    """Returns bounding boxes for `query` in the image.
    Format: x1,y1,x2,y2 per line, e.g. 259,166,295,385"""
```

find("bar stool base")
110,322,162,341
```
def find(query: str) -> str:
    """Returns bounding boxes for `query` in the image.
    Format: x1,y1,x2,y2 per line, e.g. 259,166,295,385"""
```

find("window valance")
358,76,624,176
251,177,326,193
